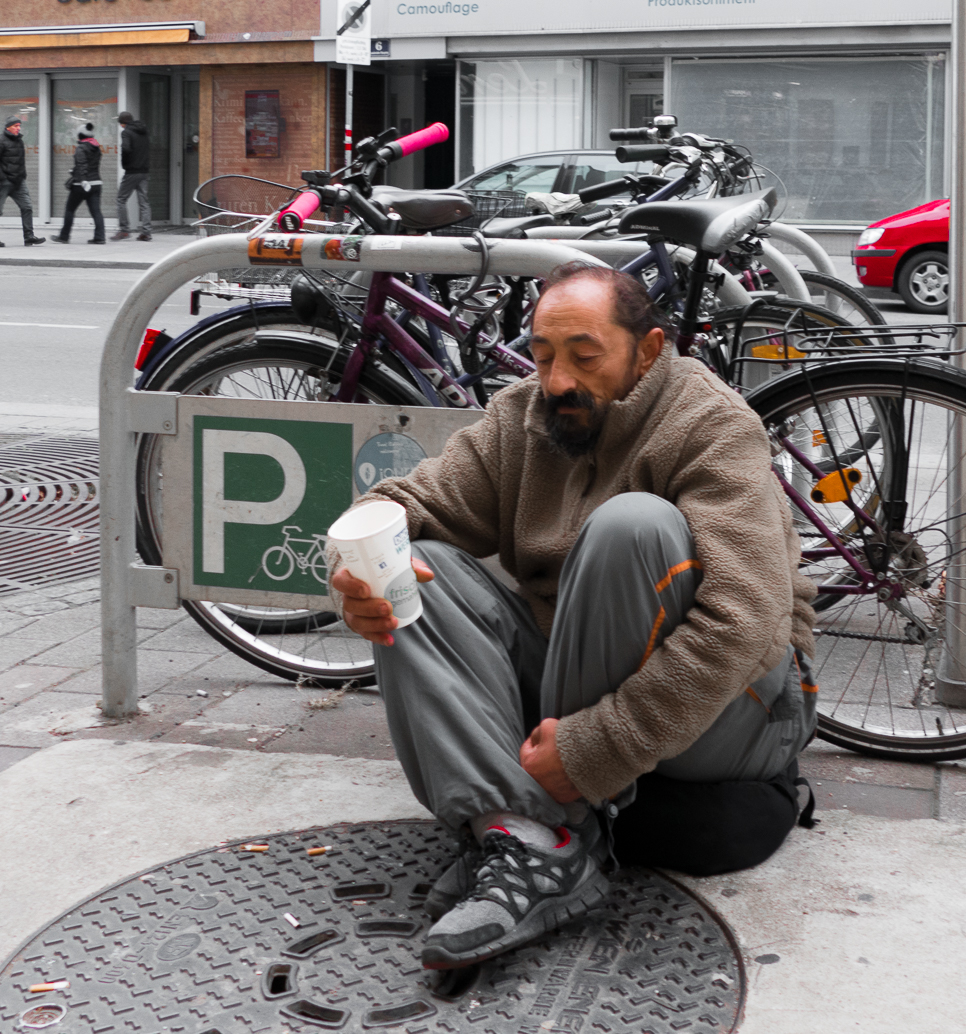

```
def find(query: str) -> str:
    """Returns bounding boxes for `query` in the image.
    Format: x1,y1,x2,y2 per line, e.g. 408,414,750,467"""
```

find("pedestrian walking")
0,116,45,247
111,111,152,241
51,123,106,245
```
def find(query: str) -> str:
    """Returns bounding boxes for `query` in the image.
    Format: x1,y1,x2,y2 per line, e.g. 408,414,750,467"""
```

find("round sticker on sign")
354,433,428,494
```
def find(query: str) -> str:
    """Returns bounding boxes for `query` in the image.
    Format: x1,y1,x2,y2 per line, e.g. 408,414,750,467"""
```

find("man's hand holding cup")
328,500,433,647
332,558,434,646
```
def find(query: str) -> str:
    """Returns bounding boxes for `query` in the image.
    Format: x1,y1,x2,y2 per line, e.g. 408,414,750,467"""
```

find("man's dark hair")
535,261,667,339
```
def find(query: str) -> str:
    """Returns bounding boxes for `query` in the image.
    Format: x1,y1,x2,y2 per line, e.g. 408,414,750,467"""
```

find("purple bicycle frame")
334,271,536,407
773,433,889,597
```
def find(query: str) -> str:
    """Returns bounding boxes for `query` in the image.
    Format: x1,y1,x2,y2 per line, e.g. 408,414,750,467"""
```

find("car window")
570,154,646,196
463,159,563,196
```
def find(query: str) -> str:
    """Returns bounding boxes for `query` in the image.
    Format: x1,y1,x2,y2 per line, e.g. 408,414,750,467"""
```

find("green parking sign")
192,416,352,593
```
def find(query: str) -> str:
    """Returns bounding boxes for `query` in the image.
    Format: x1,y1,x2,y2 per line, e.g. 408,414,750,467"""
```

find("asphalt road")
0,258,941,415
0,267,237,410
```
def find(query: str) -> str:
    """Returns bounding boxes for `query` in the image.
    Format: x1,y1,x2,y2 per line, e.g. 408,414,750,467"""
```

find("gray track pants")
374,493,816,833
117,172,152,233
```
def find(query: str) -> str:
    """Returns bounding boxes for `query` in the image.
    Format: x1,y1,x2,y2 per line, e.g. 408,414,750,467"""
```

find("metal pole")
345,63,354,164
936,0,966,705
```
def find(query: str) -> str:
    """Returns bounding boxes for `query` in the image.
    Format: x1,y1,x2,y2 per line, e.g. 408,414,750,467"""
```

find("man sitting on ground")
328,262,817,971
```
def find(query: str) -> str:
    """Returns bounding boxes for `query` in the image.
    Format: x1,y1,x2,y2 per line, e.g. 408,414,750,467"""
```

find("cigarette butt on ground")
241,844,269,853
29,980,69,992
283,913,300,927
306,846,331,856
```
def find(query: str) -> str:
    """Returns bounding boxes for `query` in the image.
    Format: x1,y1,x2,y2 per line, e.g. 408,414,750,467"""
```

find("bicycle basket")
433,190,529,237
193,174,301,221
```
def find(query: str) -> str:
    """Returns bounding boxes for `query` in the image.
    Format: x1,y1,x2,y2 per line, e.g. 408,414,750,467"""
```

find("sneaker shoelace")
464,832,574,923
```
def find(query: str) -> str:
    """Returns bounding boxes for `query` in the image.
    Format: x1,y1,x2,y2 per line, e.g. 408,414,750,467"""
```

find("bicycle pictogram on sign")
255,525,329,584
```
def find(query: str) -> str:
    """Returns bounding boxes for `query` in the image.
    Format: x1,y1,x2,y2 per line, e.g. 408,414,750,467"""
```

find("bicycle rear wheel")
746,358,966,761
798,269,889,329
136,332,430,687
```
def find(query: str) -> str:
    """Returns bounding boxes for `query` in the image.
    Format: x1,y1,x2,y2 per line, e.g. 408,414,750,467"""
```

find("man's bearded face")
530,279,664,458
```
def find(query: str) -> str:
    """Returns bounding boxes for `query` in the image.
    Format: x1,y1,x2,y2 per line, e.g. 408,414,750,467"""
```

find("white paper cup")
327,500,423,628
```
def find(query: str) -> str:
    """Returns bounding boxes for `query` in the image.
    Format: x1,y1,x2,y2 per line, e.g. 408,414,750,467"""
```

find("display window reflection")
53,78,119,212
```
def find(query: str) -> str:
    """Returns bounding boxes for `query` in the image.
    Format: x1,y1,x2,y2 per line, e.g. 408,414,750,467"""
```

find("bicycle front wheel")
747,358,966,761
136,333,430,687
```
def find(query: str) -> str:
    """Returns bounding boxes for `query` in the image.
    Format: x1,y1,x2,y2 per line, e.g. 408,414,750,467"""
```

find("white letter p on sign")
202,430,306,574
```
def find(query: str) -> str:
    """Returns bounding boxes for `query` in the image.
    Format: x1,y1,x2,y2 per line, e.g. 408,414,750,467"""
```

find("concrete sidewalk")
0,228,195,270
0,574,964,1032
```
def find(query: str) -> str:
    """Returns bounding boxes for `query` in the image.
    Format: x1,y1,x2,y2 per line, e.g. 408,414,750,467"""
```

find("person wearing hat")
111,110,152,241
0,116,45,247
51,123,106,245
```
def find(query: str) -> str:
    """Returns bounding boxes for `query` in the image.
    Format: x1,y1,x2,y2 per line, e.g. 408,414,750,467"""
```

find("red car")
852,199,949,314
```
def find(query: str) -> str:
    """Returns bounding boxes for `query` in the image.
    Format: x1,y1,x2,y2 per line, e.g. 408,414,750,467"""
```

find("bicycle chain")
814,628,920,645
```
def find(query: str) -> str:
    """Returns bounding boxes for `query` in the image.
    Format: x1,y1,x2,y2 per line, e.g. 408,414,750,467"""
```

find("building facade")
322,0,953,228
0,0,955,232
0,0,340,232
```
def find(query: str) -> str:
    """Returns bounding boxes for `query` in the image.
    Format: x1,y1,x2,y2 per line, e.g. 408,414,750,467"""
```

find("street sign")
336,0,371,65
371,38,391,58
162,396,483,609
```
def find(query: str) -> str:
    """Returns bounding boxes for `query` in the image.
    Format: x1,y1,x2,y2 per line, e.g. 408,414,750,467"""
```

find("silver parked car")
454,149,649,200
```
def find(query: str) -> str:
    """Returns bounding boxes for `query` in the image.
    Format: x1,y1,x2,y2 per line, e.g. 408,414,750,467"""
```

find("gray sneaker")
421,825,609,970
425,840,483,920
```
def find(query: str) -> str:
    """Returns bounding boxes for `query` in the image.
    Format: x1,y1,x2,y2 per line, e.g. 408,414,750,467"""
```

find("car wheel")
897,249,949,314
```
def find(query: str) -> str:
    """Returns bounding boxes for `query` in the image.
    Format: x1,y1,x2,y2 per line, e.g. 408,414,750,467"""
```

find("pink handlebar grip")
278,190,320,232
396,122,449,158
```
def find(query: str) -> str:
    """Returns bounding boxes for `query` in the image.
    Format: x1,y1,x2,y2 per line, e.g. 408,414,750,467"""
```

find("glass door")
140,74,170,222
623,66,664,129
183,79,200,219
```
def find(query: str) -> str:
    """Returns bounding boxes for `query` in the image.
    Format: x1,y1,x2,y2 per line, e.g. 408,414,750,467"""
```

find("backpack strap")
773,757,820,830
793,776,818,829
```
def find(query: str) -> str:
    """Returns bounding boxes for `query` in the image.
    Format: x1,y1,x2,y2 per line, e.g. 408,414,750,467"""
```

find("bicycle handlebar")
615,144,673,165
609,127,653,142
279,122,450,231
577,176,637,204
379,122,449,161
278,191,321,231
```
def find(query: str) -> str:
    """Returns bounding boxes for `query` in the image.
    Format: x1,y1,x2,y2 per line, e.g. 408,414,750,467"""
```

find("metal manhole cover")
0,821,744,1034
0,435,99,595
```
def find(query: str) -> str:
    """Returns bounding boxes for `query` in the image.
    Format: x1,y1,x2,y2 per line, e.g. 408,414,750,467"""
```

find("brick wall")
203,64,327,188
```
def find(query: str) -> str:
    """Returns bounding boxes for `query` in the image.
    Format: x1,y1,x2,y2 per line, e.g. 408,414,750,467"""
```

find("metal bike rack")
767,222,838,280
98,233,613,717
936,0,966,706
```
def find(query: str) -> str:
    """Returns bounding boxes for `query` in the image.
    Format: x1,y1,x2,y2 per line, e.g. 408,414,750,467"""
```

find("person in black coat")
52,123,106,245
0,116,45,247
111,110,153,241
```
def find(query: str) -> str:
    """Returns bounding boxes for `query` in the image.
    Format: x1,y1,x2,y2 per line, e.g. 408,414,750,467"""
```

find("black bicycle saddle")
617,187,777,253
371,186,474,231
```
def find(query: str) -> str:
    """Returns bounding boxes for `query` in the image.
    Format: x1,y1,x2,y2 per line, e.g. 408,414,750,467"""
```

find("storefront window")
459,59,582,179
669,56,946,224
53,78,119,215
0,80,40,213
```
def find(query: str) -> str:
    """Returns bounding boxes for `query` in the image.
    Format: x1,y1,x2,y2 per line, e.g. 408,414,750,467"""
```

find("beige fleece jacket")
328,343,816,804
